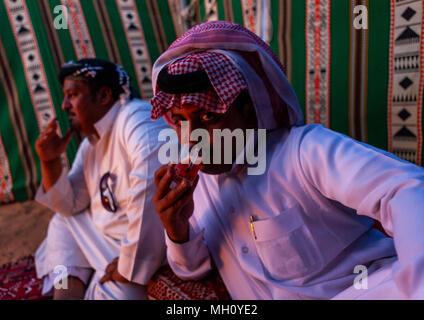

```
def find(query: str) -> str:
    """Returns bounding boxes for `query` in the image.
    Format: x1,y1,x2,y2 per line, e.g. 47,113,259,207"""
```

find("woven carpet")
0,255,47,300
147,265,231,300
0,255,230,300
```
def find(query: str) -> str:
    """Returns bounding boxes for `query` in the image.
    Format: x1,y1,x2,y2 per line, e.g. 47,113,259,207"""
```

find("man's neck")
87,100,117,136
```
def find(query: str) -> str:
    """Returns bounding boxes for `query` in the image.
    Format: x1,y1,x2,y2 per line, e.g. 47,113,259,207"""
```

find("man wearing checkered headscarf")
34,59,169,299
151,21,424,300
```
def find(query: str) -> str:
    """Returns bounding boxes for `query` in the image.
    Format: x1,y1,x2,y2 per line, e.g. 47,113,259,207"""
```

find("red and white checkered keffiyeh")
150,51,248,122
151,21,304,130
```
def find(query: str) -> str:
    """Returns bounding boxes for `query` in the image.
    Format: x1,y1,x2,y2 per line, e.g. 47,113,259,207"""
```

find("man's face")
170,97,256,175
61,79,101,136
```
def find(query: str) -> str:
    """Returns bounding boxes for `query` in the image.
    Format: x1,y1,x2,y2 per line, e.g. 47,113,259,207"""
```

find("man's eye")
201,113,218,122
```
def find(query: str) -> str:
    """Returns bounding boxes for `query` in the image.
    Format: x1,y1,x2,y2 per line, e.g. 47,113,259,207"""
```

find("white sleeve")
117,109,168,285
35,142,90,217
165,225,212,280
297,125,424,298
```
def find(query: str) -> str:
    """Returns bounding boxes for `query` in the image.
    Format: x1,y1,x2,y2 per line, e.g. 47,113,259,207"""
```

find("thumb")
99,273,110,284
46,118,58,130
61,128,74,147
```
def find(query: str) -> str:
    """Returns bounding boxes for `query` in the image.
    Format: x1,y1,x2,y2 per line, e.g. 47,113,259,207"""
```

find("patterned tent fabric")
0,0,423,204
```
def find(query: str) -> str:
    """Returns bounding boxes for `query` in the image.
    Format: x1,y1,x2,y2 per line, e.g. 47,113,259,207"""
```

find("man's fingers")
154,165,169,187
106,260,118,272
176,187,194,209
100,257,119,284
42,127,57,138
105,264,114,274
45,118,58,131
99,273,110,284
161,190,193,219
155,166,175,201
40,120,59,139
157,180,191,212
47,118,57,127
44,127,55,135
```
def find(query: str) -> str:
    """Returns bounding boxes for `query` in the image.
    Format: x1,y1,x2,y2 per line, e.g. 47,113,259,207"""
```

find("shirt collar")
89,100,121,145
230,130,254,175
216,129,257,183
220,127,289,180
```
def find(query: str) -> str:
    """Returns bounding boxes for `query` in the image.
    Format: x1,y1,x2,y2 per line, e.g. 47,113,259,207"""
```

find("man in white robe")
150,21,424,300
34,59,168,299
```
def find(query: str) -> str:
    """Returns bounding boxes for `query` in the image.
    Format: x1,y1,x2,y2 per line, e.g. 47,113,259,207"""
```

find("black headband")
59,58,129,90
157,66,212,94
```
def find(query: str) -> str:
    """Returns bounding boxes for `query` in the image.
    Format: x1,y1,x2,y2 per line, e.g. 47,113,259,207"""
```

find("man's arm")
35,119,73,192
297,124,424,298
154,165,213,281
35,119,90,216
40,159,63,192
113,108,170,285
164,224,213,281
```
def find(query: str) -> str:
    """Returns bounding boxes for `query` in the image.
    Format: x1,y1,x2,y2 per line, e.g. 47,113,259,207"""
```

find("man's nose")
61,97,70,111
182,120,199,142
187,121,210,145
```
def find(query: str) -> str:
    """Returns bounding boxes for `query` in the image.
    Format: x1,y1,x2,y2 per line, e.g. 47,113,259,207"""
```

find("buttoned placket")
217,172,257,259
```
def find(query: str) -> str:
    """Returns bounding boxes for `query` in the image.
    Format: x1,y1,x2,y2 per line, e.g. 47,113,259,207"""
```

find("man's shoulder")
270,124,323,150
268,124,330,163
289,123,324,137
115,98,169,136
74,136,91,158
118,98,152,120
288,123,344,147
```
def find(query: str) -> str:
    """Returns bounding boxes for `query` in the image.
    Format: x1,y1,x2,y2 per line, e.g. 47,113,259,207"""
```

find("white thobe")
166,124,424,300
35,99,169,299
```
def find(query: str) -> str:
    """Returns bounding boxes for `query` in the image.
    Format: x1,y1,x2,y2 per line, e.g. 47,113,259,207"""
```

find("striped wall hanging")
4,0,69,170
61,0,96,59
305,0,331,127
388,0,424,164
116,0,154,99
0,135,14,203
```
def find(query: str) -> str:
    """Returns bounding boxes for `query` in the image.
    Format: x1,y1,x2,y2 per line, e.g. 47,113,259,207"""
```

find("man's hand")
153,165,199,243
36,118,74,192
99,257,130,284
35,118,73,162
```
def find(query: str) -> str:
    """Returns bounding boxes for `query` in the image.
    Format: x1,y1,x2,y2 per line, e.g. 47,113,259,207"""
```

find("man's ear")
242,99,258,129
97,86,114,106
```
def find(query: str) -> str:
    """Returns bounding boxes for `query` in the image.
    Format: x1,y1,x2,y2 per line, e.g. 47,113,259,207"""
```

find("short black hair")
59,58,127,101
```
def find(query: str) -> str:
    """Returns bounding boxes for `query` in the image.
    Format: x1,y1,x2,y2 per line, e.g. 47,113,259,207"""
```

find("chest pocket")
252,204,324,281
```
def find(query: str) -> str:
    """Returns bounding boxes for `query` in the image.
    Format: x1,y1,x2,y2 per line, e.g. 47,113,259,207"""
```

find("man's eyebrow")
63,87,78,94
174,106,205,115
